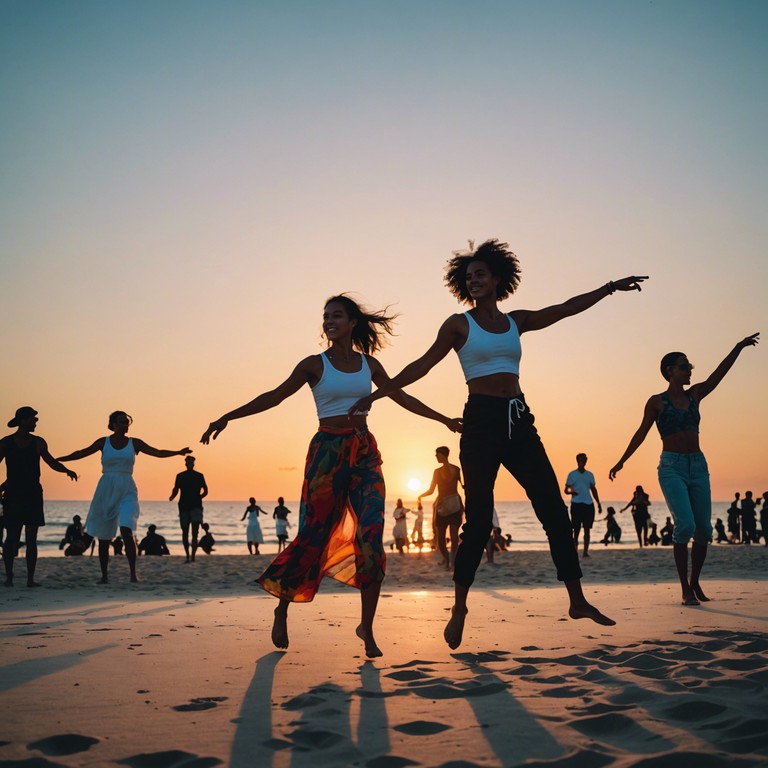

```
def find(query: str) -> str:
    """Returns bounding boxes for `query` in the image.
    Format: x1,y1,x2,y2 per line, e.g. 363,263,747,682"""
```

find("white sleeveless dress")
85,437,140,539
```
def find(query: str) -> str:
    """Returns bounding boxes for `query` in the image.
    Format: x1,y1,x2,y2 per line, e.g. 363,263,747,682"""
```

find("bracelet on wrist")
606,281,616,295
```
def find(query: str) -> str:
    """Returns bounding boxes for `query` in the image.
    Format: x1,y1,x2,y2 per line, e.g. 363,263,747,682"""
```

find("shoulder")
441,313,469,336
297,354,324,376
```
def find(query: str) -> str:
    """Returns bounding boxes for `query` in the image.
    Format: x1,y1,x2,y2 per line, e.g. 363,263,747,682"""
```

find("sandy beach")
2,547,767,767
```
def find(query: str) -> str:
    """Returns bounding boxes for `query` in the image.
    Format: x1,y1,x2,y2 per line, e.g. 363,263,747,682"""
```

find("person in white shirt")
564,453,601,558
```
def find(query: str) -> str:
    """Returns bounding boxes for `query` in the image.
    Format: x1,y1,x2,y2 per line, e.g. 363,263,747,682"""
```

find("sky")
1,0,766,503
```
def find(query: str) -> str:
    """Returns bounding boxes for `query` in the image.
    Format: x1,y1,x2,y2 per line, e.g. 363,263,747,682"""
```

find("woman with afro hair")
352,239,646,648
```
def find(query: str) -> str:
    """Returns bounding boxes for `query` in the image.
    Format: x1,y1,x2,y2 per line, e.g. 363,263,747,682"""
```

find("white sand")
1,547,767,767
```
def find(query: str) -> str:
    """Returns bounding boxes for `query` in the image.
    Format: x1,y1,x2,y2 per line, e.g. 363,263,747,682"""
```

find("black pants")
454,394,582,588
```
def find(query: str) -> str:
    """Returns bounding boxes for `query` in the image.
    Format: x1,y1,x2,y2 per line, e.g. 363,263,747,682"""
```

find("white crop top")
456,312,522,381
311,352,373,419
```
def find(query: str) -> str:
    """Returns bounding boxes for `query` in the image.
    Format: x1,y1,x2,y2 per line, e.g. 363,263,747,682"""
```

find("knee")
673,520,695,543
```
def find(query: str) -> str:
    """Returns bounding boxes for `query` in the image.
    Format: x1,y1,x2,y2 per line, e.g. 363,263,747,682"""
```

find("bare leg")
25,525,41,586
181,521,191,562
356,581,383,657
3,524,22,586
673,543,698,605
582,527,591,558
271,599,290,649
436,524,450,569
565,579,616,625
247,541,254,555
97,539,110,583
121,526,138,583
690,542,710,601
448,523,460,569
190,521,200,562
444,583,469,649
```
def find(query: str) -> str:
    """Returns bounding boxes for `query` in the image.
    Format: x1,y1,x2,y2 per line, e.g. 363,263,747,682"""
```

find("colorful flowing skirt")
257,427,386,602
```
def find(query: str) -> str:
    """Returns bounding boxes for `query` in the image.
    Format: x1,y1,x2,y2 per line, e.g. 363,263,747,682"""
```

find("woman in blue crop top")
201,294,460,657
610,333,759,605
352,238,647,648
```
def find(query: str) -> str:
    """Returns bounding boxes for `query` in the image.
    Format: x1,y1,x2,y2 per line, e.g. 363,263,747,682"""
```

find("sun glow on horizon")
407,477,422,492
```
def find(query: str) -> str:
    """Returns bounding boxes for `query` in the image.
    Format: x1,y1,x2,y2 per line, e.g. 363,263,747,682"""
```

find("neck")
327,342,355,359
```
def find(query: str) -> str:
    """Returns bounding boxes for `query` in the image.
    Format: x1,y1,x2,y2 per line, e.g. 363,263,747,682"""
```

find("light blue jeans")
657,451,712,544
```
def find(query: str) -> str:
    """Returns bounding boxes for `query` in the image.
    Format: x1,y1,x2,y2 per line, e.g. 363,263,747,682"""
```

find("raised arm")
513,276,648,334
57,438,105,463
201,357,316,444
350,315,463,416
133,439,191,459
609,396,659,480
690,333,760,402
368,358,462,432
41,438,80,481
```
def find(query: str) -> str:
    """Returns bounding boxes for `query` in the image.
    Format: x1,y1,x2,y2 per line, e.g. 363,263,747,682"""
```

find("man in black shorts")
169,455,208,562
564,453,601,559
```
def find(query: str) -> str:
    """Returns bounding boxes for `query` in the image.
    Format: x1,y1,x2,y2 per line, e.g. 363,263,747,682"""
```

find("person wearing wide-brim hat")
0,406,78,587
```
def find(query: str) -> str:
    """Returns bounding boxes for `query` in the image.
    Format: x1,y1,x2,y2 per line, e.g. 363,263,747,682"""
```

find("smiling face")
465,260,500,302
323,301,356,343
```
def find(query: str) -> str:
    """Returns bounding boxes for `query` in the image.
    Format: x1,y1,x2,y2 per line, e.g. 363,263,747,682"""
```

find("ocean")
21,498,740,558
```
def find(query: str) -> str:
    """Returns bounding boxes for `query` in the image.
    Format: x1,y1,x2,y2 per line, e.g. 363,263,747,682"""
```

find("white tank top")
311,352,372,419
456,311,522,381
101,437,136,475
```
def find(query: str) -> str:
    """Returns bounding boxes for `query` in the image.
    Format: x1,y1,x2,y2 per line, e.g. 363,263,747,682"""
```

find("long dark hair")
445,238,522,304
324,294,397,355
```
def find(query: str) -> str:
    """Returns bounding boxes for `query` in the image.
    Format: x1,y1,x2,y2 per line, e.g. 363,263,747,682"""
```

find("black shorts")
570,502,595,530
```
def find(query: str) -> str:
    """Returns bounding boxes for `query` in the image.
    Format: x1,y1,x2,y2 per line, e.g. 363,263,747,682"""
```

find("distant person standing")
0,407,78,586
760,492,768,546
169,455,208,563
392,499,409,553
727,493,741,543
610,333,760,605
273,497,292,553
620,485,652,548
138,524,170,556
242,498,267,554
411,501,425,548
741,491,758,545
564,453,602,558
57,410,191,584
418,447,463,570
714,518,728,544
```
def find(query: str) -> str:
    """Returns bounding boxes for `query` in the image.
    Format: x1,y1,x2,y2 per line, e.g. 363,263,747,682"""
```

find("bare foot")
682,592,700,606
582,552,590,558
568,601,616,626
444,605,468,649
691,584,710,602
97,576,108,585
356,625,383,658
271,607,289,649
130,575,139,584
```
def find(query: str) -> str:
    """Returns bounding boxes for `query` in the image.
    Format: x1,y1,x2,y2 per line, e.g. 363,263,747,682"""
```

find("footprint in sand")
172,696,228,712
28,734,99,756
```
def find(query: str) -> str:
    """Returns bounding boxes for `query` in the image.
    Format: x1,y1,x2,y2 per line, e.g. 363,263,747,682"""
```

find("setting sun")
407,477,422,492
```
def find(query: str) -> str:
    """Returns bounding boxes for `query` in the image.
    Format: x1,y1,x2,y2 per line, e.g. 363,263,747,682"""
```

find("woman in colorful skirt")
201,294,461,657
610,333,759,605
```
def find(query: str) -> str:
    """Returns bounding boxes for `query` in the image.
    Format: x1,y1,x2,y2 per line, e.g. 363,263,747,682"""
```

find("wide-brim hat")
7,406,38,428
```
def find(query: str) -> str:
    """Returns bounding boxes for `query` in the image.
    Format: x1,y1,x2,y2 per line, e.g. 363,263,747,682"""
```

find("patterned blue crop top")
656,392,700,438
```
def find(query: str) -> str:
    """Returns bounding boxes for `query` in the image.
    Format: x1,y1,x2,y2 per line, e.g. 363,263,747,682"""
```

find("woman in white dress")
392,499,409,553
241,498,267,554
57,411,190,583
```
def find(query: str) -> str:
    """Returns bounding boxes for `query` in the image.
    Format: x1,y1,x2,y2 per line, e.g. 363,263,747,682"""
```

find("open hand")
201,419,228,444
738,332,760,349
613,276,648,292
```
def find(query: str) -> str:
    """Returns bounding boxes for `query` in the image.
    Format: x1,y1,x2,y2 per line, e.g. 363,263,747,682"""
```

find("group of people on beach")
2,238,759,654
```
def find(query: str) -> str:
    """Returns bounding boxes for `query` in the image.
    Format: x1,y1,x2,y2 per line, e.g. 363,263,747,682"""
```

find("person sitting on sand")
242,498,267,555
392,499,409,553
647,521,660,546
57,410,190,584
59,515,94,556
138,524,170,556
198,522,215,554
201,293,460,658
111,536,124,556
599,506,622,545
1,406,78,587
610,333,759,605
660,517,674,546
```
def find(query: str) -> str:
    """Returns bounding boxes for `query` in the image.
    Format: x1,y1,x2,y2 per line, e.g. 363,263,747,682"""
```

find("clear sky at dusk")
1,1,766,503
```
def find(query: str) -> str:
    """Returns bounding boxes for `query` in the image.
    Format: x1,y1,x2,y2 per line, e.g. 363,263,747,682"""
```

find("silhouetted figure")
760,493,768,547
727,493,741,543
57,410,190,584
647,521,660,546
620,485,652,547
352,240,631,647
392,499,409,553
202,294,459,658
411,501,425,548
242,498,267,554
741,491,758,545
565,452,602,559
660,517,674,546
169,455,208,563
611,333,759,606
599,506,622,545
59,515,93,556
111,536,124,556
273,497,292,553
1,407,78,586
418,446,463,570
138,524,170,556
714,518,728,543
198,522,215,554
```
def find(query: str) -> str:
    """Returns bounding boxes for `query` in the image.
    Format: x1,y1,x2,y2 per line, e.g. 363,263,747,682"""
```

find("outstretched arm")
133,439,191,459
513,276,648,334
369,358,462,432
57,438,105,463
201,357,315,443
690,333,760,402
418,471,439,501
609,396,659,480
41,438,79,481
349,315,462,416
